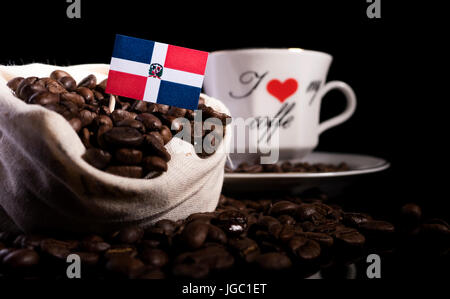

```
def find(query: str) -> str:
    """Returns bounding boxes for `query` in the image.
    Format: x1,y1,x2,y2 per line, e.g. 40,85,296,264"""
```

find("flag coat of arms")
105,34,209,110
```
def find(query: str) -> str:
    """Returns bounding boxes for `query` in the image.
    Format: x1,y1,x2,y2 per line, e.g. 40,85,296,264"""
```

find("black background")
0,0,448,219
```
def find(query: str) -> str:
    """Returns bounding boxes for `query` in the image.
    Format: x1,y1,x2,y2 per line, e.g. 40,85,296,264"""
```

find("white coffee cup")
203,48,357,160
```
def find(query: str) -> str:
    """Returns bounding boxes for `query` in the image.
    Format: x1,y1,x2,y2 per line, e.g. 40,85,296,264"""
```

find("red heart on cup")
266,78,298,103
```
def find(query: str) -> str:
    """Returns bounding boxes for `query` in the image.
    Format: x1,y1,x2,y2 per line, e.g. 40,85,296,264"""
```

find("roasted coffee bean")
148,131,164,146
180,221,209,249
214,210,248,237
40,239,77,260
105,256,145,278
136,113,162,131
105,165,143,178
43,80,67,94
143,134,171,162
343,212,372,227
72,252,100,266
139,268,166,279
82,148,112,170
228,237,260,262
104,246,138,259
140,248,169,267
78,74,97,89
116,119,146,133
143,156,168,173
172,262,209,279
81,240,111,253
358,220,395,234
111,109,137,123
115,148,143,165
104,127,144,147
97,78,107,92
167,106,186,117
67,117,82,133
79,109,97,127
18,78,46,101
269,201,299,217
58,76,77,91
288,235,308,252
253,252,292,271
333,228,366,247
112,226,144,244
61,92,85,107
50,70,71,81
76,87,95,102
400,203,422,224
300,232,334,247
207,225,227,244
154,219,177,236
296,239,321,261
131,100,148,113
278,215,296,225
7,77,24,92
2,249,40,268
29,91,60,105
94,115,113,128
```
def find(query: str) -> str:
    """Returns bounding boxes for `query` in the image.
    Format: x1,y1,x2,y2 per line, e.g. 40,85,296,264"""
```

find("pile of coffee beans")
4,190,433,280
226,161,350,173
7,71,230,178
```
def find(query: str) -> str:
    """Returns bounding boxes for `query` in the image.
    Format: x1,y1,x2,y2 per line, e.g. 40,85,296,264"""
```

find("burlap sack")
0,63,230,233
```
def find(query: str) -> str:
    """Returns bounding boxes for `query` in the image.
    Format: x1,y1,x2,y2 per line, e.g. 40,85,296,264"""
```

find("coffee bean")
104,127,144,147
296,239,321,260
143,134,171,162
79,109,97,127
148,131,164,146
68,117,82,133
43,79,67,94
104,246,138,259
82,148,112,170
140,248,169,267
105,165,143,178
111,109,137,123
154,219,177,236
78,74,97,89
358,220,395,234
207,224,227,244
7,77,24,92
167,107,186,117
3,249,40,268
105,256,145,278
269,201,299,217
172,262,209,279
40,239,77,260
112,226,144,244
254,252,292,271
136,113,162,131
94,115,113,129
300,232,334,247
18,78,46,102
181,221,209,249
76,87,95,103
400,203,422,224
143,156,168,173
58,76,77,91
50,70,71,81
61,92,85,107
116,119,146,133
72,252,100,266
343,212,372,227
333,228,366,247
214,210,248,237
81,240,111,253
115,148,143,165
29,91,60,106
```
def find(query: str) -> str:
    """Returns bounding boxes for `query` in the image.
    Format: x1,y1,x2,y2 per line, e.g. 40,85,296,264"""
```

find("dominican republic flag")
105,34,209,110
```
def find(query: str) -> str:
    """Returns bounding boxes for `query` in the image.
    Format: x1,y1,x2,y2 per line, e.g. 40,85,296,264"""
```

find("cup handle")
316,81,357,135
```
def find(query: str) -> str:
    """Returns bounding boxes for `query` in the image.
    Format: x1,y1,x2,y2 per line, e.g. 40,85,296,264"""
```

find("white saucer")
223,152,390,193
